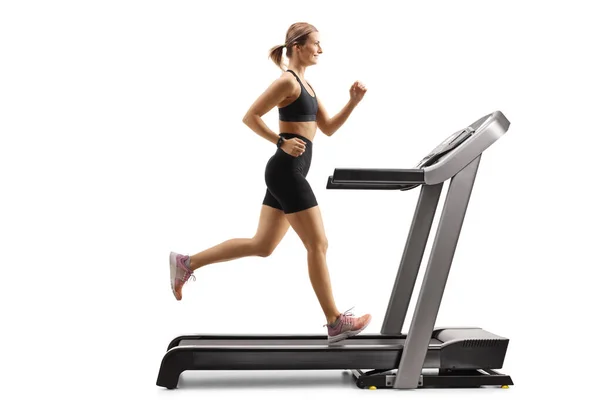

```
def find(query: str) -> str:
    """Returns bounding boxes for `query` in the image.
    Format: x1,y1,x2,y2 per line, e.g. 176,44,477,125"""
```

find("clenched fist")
350,81,367,105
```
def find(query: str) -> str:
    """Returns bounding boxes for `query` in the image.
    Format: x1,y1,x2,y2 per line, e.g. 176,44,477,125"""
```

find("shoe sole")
169,252,178,297
328,315,372,344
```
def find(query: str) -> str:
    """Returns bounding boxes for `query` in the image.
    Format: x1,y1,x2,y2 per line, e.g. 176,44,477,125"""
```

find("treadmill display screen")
415,127,475,168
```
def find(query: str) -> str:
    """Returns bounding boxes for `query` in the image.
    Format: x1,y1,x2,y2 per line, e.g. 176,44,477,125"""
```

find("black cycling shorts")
262,133,318,214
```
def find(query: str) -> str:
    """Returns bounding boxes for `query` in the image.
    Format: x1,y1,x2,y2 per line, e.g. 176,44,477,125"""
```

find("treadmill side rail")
326,168,425,190
332,168,425,184
326,177,414,190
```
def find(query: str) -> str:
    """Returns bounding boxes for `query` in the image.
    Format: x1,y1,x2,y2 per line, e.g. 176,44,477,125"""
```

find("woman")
169,22,371,344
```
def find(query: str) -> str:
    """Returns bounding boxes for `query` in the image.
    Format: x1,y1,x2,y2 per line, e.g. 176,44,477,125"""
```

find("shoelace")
182,270,196,283
323,306,356,327
178,262,196,283
341,306,355,317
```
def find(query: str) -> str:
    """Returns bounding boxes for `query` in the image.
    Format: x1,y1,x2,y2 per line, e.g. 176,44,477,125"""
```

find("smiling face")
294,32,322,66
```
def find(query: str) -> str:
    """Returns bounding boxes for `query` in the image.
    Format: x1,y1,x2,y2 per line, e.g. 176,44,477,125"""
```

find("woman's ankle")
188,257,202,271
326,313,341,325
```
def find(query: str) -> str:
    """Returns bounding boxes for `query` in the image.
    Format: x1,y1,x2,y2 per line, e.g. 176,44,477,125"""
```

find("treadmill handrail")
327,177,416,190
331,168,425,184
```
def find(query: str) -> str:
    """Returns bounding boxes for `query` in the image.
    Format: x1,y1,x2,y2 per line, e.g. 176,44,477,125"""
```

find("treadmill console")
414,127,474,169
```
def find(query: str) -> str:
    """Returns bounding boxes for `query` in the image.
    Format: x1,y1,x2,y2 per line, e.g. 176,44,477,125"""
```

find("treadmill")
156,110,514,390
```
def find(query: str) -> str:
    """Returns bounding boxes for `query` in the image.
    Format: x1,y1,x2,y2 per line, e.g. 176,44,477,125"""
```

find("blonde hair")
268,22,318,71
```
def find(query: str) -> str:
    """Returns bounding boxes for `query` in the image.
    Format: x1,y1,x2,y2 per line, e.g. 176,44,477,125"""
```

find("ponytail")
268,44,287,71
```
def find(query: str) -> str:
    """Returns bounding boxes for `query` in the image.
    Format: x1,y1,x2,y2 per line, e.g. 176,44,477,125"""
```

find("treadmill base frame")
352,368,514,389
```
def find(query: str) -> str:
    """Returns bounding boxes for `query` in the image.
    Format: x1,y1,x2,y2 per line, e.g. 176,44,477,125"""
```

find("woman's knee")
304,237,328,253
253,240,277,257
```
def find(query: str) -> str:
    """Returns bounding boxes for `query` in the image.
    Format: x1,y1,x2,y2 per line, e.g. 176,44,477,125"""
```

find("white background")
1,0,599,398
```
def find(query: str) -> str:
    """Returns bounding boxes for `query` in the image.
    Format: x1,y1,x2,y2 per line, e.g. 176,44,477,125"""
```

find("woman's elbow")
242,113,256,125
321,124,333,136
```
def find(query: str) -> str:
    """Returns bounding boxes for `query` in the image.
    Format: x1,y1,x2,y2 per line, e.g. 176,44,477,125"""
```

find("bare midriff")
278,120,317,142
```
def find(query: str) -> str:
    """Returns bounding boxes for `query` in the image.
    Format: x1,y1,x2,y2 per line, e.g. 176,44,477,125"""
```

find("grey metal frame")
379,156,482,388
381,183,443,335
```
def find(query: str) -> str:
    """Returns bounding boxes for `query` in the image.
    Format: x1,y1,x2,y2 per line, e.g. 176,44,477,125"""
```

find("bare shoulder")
275,71,296,90
269,71,299,100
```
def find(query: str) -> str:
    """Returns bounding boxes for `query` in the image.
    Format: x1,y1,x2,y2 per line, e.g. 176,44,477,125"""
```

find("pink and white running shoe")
169,251,195,301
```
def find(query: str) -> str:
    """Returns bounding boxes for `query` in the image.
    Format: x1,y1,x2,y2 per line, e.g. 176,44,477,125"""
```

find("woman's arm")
242,77,295,145
315,81,367,137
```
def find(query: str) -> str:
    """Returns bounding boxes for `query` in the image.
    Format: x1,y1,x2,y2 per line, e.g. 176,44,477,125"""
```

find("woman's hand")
349,81,367,105
281,138,306,157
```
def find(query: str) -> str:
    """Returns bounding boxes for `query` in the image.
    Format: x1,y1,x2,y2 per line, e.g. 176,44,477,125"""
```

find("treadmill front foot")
420,369,514,388
352,369,395,389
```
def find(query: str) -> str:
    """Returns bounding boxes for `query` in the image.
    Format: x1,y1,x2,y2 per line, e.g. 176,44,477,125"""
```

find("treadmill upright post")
381,183,443,335
394,156,481,389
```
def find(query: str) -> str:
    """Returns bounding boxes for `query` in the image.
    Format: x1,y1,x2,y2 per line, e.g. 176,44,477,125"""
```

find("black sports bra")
278,70,318,122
